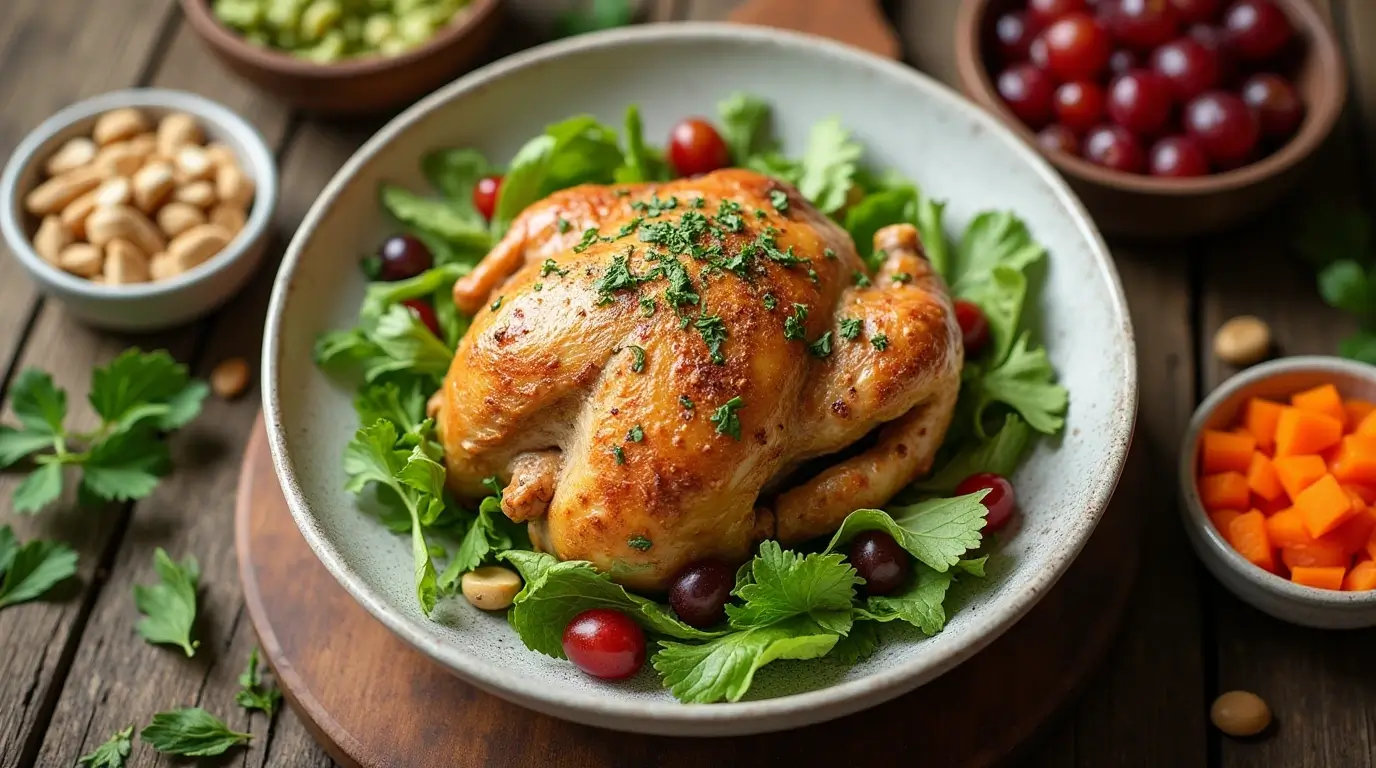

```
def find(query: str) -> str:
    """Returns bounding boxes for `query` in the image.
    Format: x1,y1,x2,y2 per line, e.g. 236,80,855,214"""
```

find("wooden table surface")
1,0,1373,766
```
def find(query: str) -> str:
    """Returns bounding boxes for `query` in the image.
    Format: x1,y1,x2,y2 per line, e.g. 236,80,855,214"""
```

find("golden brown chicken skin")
433,169,962,591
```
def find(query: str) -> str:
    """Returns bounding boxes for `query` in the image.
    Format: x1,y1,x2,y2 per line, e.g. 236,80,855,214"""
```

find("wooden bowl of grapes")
955,0,1346,238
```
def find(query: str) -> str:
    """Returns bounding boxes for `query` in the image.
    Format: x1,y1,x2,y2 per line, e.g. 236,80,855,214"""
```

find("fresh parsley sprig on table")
77,726,132,768
0,349,207,514
133,547,200,657
236,646,283,716
139,707,251,757
0,524,78,609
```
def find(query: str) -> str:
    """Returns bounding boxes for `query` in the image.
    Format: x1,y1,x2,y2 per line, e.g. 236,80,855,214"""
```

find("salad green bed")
315,94,1068,703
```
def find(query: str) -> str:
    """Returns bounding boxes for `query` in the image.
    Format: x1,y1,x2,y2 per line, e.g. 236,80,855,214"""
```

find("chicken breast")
433,169,962,591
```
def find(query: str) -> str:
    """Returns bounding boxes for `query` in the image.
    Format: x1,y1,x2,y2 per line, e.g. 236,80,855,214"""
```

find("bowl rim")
953,0,1348,196
178,0,502,78
1179,355,1376,609
0,88,279,300
262,22,1138,730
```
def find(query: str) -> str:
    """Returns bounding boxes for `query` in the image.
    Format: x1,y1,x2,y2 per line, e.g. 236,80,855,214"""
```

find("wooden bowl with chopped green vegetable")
181,0,502,114
263,24,1135,735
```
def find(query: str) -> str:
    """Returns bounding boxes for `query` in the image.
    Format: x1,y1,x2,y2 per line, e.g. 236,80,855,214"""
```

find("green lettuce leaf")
825,496,989,572
860,564,953,636
844,185,917,266
652,615,840,703
914,414,1032,493
421,147,492,226
950,211,1045,294
796,118,863,215
495,115,625,237
725,540,860,633
717,92,774,165
967,333,1069,435
615,105,670,183
380,185,492,253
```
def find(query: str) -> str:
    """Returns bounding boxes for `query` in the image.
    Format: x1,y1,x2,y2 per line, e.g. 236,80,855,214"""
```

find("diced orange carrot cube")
1291,565,1347,590
1245,452,1285,502
1283,538,1350,569
1330,434,1376,486
1202,429,1257,474
1368,524,1376,562
1358,410,1376,438
1344,560,1376,590
1347,483,1376,505
1265,508,1312,549
1275,407,1344,457
1257,495,1289,515
1245,398,1285,452
1199,472,1250,512
1291,384,1347,424
1346,400,1376,432
1328,507,1376,555
1296,474,1357,538
1226,511,1276,572
1210,509,1243,534
1272,454,1327,500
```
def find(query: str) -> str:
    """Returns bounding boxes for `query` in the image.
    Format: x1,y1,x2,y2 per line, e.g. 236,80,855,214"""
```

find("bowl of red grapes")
956,0,1345,236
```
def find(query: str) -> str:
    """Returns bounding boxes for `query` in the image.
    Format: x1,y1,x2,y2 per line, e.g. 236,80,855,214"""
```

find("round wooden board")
237,416,1140,767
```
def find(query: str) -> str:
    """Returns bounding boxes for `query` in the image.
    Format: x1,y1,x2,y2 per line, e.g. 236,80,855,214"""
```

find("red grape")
1149,135,1212,176
1107,70,1174,135
668,560,734,629
954,298,991,354
1108,48,1141,76
562,609,646,680
998,64,1056,128
1108,0,1181,49
1240,73,1304,138
1043,12,1112,81
1054,81,1106,132
954,473,1018,533
1187,23,1240,84
995,11,1039,62
473,175,502,221
1038,124,1082,155
1029,35,1051,69
1150,37,1221,101
1170,0,1221,24
1184,90,1260,166
377,234,433,281
1084,125,1147,172
667,118,731,177
1029,0,1088,27
403,299,442,338
848,530,912,596
1223,0,1293,60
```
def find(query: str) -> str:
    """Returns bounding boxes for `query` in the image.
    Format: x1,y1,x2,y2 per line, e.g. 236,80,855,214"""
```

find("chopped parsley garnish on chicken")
892,272,912,284
762,293,777,311
632,195,679,217
612,446,626,464
691,196,706,209
824,247,836,260
871,333,890,351
709,396,744,440
679,395,694,410
694,314,728,365
627,535,653,551
595,249,645,304
647,253,700,310
769,189,789,211
627,425,644,442
853,271,872,288
615,216,645,239
808,332,833,359
784,303,809,341
533,283,544,291
754,208,767,219
490,296,503,311
540,258,568,277
573,227,604,253
715,199,745,233
839,317,862,340
626,345,646,372
639,296,657,316
556,217,571,234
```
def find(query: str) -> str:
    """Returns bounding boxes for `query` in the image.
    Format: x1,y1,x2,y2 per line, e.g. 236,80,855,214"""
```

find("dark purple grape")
377,234,433,281
668,559,734,628
848,530,911,596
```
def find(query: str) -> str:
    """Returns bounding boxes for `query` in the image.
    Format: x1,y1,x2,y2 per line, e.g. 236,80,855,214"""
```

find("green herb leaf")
694,314,728,364
0,427,55,470
1340,330,1376,364
77,726,132,768
0,526,78,608
1317,260,1376,317
235,646,282,716
89,349,205,432
914,414,1031,493
653,615,840,703
844,186,917,265
725,541,860,631
421,147,492,227
862,564,953,635
870,333,889,351
627,425,644,442
354,381,428,435
961,265,1026,364
625,344,646,373
615,105,671,183
495,116,625,237
709,396,744,440
828,619,880,664
825,496,989,572
949,211,1045,294
11,368,66,435
80,429,169,502
555,0,634,36
381,185,492,253
913,196,950,279
140,707,251,757
784,303,809,341
797,119,863,215
717,92,774,164
133,548,200,656
13,462,64,514
839,317,862,341
968,333,1068,435
808,331,833,359
628,534,653,551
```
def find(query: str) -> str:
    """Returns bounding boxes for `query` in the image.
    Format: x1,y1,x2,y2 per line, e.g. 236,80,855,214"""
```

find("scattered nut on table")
461,566,523,611
1214,315,1272,366
23,108,253,285
211,357,251,400
1211,690,1271,737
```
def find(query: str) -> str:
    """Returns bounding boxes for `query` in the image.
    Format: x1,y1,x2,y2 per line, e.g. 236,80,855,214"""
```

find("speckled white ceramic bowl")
263,24,1136,736
1180,356,1376,629
0,89,277,332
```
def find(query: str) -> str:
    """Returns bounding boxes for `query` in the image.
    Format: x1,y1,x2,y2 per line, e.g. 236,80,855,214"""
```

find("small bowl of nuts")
0,88,277,332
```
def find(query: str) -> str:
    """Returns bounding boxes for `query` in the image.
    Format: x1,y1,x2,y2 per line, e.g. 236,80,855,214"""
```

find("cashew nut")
204,142,237,170
24,166,102,216
174,145,214,183
215,163,255,209
85,204,166,256
208,204,246,236
33,216,71,265
149,251,178,281
132,161,175,212
173,180,217,208
57,243,103,277
156,202,207,238
92,177,133,208
92,108,149,146
104,239,150,284
210,357,251,399
166,223,231,272
59,191,97,239
44,137,97,176
156,112,203,158
460,566,523,611
94,142,146,178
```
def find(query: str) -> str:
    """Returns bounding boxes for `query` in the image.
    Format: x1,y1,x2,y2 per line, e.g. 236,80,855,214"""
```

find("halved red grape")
848,530,911,596
954,473,1018,533
668,560,734,629
1184,90,1260,167
995,11,1039,62
1038,124,1082,155
1108,0,1181,49
1053,81,1106,133
1223,0,1293,60
1149,135,1211,176
377,234,433,281
954,298,991,354
403,299,442,338
473,175,502,221
1107,70,1174,135
1084,125,1147,172
667,118,731,177
1240,73,1304,139
1170,0,1221,24
998,64,1056,128
1108,48,1141,76
1029,0,1088,27
1150,37,1221,101
1043,12,1112,81
562,609,646,680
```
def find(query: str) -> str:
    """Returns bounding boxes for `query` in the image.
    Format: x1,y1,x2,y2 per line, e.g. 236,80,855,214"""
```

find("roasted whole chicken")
432,169,962,591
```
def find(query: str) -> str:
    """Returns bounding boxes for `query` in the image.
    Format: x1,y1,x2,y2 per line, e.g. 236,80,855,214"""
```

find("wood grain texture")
727,0,901,58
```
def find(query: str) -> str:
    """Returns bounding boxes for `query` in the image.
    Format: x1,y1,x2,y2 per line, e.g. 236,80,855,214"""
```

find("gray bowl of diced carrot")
1180,356,1376,629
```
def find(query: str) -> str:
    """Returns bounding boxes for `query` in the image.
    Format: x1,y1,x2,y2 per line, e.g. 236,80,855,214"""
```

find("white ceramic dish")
0,89,278,332
263,24,1136,736
1179,356,1376,629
